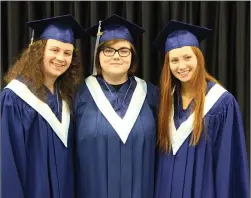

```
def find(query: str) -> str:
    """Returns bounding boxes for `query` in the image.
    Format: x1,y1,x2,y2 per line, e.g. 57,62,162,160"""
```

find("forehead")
107,39,131,48
169,46,194,57
45,39,74,51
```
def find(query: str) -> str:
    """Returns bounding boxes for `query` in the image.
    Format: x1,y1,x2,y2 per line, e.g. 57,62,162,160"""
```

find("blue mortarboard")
86,14,145,44
153,20,212,53
86,14,145,75
27,14,85,45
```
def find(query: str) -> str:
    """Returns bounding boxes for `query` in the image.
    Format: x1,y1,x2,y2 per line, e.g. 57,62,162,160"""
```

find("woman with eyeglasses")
74,14,158,198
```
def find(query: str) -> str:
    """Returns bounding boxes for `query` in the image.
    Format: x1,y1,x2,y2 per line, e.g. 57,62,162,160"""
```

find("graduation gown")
155,81,250,198
1,79,75,198
74,75,159,198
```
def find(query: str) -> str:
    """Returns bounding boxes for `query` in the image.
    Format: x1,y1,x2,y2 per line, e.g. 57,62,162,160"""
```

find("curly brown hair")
94,39,138,77
4,39,83,109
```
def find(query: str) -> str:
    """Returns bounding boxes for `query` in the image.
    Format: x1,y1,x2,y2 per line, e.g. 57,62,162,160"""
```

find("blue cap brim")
153,20,212,53
27,14,86,44
86,14,145,43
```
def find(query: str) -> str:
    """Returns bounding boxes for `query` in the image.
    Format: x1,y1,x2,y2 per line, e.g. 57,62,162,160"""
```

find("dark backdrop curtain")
1,1,250,163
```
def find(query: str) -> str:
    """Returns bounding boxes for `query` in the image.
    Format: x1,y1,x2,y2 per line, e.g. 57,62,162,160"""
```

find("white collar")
5,79,70,147
85,75,147,144
171,83,227,155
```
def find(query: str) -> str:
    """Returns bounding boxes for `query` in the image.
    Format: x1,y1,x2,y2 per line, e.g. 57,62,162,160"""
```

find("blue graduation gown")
155,81,250,198
74,76,159,198
1,80,75,198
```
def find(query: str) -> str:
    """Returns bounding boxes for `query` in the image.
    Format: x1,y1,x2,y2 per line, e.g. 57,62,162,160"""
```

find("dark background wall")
1,1,250,163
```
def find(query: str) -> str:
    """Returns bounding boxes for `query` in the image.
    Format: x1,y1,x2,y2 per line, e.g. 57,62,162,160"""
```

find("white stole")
85,76,147,144
5,79,70,147
171,84,227,155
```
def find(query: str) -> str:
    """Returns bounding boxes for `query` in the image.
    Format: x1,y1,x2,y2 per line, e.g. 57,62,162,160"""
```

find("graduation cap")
86,14,145,75
27,14,86,45
153,20,212,53
86,14,145,44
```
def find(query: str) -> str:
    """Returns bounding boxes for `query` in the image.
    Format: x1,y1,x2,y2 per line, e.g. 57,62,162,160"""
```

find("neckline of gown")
96,75,135,94
174,81,216,124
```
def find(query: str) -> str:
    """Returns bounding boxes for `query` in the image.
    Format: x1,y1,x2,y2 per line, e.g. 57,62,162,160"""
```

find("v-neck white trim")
5,79,70,147
171,83,227,155
85,75,147,144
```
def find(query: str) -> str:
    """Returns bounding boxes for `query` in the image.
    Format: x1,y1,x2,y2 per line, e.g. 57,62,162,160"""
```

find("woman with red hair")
153,20,249,198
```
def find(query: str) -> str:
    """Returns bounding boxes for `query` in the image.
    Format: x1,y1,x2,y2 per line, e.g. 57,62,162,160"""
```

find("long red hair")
157,46,219,152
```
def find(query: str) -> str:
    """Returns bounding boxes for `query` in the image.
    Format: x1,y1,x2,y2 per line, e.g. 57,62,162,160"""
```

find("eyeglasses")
102,47,131,57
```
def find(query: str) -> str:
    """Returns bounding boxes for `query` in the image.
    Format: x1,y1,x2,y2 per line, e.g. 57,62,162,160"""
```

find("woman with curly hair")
153,20,249,198
1,14,85,198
